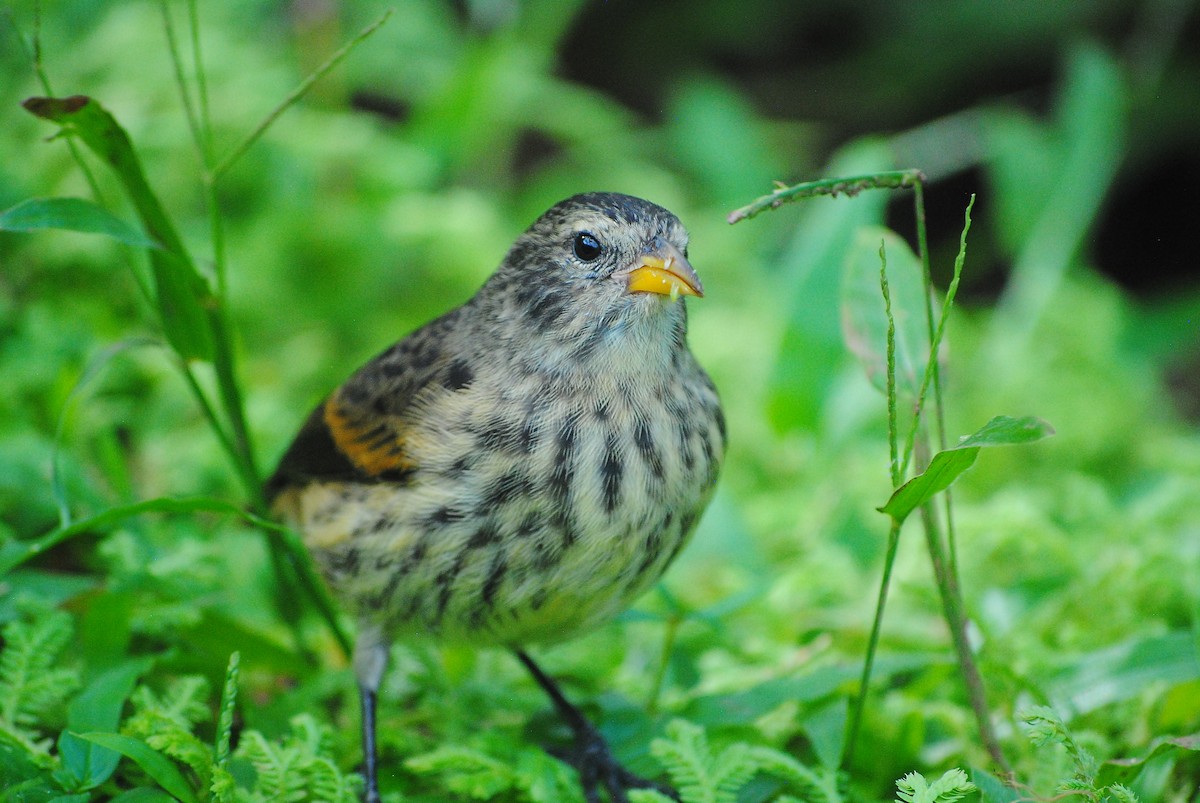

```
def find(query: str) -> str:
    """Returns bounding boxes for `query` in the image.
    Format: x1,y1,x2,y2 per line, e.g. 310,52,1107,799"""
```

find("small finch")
267,193,726,802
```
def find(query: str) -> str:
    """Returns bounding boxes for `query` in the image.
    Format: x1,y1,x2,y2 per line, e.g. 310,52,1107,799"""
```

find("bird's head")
483,193,703,365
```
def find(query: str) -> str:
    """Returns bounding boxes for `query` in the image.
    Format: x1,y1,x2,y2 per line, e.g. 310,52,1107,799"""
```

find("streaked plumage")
268,192,725,803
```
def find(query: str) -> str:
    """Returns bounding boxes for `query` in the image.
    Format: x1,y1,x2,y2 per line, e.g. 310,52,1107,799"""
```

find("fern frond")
1104,783,1139,803
744,745,845,803
406,744,518,799
650,719,772,803
0,608,79,730
1019,706,1097,779
513,743,585,803
124,677,215,786
235,714,361,802
896,769,976,803
650,720,720,803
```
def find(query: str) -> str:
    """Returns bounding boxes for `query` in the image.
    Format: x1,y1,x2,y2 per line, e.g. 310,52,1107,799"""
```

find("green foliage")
1017,706,1148,803
878,415,1056,524
3,1,1199,801
0,606,79,762
404,734,582,801
633,719,844,803
894,769,976,803
122,677,215,788
234,715,361,803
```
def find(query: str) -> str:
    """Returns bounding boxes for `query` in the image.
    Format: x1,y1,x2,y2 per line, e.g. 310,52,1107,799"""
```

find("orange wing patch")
323,396,413,477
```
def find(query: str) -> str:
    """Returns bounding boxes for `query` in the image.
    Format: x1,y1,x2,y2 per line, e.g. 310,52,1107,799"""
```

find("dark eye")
573,232,602,262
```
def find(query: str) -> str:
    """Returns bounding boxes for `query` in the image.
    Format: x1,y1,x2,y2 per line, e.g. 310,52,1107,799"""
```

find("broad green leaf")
970,768,1020,803
58,659,155,791
802,696,847,770
0,198,158,248
1048,631,1200,715
1096,733,1200,788
22,96,214,361
842,226,936,400
682,654,946,727
879,416,1055,523
70,733,199,803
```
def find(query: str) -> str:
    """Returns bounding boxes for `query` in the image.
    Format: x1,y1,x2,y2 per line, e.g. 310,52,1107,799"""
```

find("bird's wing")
265,306,467,500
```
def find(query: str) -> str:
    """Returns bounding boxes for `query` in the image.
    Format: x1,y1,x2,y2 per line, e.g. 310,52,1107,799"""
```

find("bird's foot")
549,721,679,803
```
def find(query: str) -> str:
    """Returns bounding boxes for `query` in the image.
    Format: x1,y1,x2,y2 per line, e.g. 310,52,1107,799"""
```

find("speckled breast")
293,365,725,646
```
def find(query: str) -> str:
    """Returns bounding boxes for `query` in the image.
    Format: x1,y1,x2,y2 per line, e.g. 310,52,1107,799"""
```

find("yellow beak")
626,238,704,299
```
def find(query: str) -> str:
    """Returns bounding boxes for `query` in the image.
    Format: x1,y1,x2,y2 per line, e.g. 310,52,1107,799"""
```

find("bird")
266,192,726,802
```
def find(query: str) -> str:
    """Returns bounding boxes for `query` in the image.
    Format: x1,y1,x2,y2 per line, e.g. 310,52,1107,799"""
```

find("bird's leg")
360,685,381,803
514,650,679,803
355,626,390,803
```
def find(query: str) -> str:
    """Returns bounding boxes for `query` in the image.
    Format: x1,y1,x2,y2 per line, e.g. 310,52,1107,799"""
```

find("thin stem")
907,195,1006,770
898,194,975,479
206,306,263,508
13,2,105,203
180,362,247,489
845,243,901,766
211,9,393,181
881,245,901,488
727,169,925,224
918,496,1010,772
184,0,230,301
646,613,681,715
844,520,901,767
160,0,204,158
187,0,214,164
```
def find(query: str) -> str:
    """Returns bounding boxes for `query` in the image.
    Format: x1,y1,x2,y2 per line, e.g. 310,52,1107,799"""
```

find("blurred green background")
2,0,1199,800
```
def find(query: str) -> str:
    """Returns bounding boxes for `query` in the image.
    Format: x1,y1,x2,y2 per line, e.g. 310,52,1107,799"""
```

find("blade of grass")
211,9,393,180
898,195,974,478
0,496,283,575
844,242,902,767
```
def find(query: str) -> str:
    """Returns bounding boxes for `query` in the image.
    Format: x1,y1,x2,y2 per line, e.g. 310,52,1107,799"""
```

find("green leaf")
895,769,976,803
1049,632,1200,715
146,249,217,362
58,659,155,791
879,416,1055,523
970,768,1020,803
683,654,945,727
22,96,214,361
70,732,200,803
1096,734,1200,789
0,198,159,248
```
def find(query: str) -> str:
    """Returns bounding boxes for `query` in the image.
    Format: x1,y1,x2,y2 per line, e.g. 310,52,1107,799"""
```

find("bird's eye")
573,232,602,262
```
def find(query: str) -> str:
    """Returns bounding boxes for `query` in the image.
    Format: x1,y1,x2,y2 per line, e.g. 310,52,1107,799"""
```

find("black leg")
514,650,679,803
361,685,381,803
354,627,389,803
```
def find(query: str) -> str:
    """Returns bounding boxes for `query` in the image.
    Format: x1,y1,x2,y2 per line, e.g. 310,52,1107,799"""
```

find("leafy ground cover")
2,1,1198,801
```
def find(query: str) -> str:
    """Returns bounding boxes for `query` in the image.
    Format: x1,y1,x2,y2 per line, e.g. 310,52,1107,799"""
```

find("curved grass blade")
0,496,283,575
